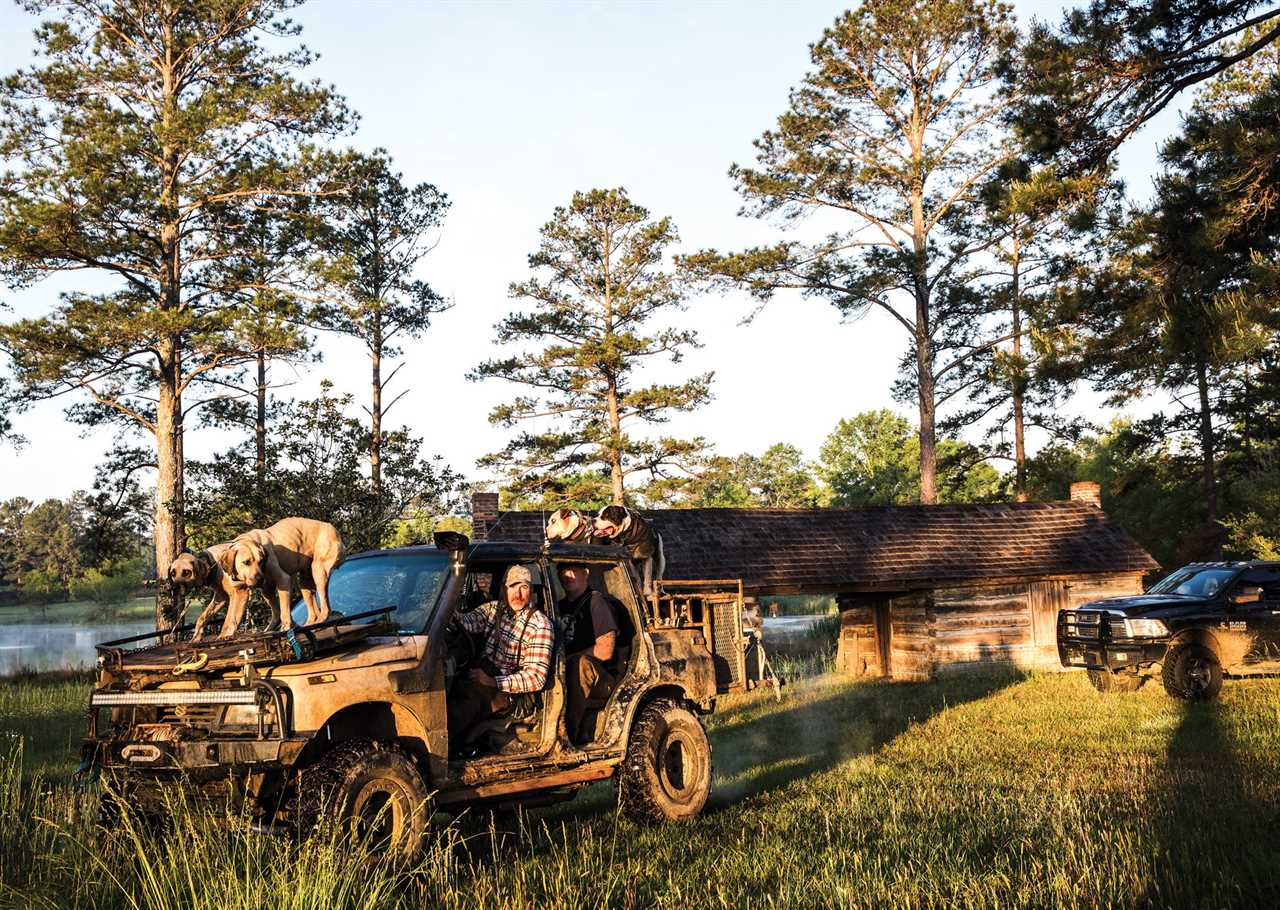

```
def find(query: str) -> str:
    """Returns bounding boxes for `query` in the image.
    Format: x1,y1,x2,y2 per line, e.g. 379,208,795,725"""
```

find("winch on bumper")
83,680,307,774
1058,610,1169,671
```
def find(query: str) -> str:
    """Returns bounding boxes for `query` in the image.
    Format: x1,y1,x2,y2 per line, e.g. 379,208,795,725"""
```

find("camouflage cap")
505,564,533,588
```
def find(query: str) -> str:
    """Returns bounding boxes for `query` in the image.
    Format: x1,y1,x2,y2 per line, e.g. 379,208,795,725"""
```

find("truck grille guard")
1061,611,1136,643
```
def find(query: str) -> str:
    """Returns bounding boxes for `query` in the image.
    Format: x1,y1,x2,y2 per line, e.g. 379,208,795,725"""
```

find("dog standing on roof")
544,508,597,544
593,505,665,597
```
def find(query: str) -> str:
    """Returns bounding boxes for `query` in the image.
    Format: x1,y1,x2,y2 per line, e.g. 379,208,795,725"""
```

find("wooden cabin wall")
835,593,934,680
888,592,933,681
931,583,1040,670
834,572,1147,678
835,604,879,676
1065,572,1145,608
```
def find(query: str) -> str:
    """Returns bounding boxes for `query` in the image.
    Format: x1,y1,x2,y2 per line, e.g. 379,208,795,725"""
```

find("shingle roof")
486,502,1159,595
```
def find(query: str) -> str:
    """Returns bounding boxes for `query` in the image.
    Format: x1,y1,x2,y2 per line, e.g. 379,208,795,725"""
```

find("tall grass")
3,669,1280,908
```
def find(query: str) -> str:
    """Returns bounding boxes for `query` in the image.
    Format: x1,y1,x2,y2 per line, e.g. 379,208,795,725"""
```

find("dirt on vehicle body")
81,534,775,855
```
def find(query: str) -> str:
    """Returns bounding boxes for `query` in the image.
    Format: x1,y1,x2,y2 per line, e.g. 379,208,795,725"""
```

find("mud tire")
616,698,711,824
1086,668,1144,693
96,774,166,833
1162,644,1223,701
292,739,431,863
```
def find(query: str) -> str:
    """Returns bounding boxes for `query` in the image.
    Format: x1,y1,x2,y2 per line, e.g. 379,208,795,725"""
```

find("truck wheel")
616,698,711,824
294,739,431,863
96,774,165,833
1162,644,1223,700
1086,668,1144,693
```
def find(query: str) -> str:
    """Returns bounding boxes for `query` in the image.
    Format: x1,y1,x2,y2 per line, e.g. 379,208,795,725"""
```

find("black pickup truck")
1058,561,1280,699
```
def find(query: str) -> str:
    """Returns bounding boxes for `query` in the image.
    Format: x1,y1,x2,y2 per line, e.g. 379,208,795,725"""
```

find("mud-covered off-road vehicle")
81,533,775,855
1059,560,1280,699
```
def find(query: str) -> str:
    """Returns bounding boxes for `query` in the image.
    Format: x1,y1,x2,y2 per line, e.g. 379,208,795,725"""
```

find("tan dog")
216,517,345,637
167,543,253,640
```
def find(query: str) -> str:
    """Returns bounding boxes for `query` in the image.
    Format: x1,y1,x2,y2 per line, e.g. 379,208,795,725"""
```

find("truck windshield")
1148,567,1238,597
291,551,451,633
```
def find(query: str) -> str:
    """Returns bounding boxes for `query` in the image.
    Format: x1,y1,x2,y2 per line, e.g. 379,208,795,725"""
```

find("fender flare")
303,700,434,779
1166,627,1223,661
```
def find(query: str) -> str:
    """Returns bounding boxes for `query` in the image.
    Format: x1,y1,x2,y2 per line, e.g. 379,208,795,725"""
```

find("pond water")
0,622,155,675
0,614,834,676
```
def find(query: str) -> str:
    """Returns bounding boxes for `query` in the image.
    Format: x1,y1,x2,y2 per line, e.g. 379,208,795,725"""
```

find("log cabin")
471,482,1159,680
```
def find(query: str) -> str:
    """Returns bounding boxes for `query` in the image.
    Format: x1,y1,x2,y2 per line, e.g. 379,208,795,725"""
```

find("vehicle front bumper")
1058,639,1169,671
82,736,309,776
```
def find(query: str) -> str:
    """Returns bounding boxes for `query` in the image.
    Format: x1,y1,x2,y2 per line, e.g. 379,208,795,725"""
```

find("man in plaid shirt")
447,564,554,752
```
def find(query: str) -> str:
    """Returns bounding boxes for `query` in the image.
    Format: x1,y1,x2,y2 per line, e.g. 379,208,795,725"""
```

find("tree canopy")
0,0,352,625
685,0,1022,504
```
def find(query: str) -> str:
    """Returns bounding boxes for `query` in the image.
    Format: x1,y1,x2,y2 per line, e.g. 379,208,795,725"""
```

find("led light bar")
91,690,257,707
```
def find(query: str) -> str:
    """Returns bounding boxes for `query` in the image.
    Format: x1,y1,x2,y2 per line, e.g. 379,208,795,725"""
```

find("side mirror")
1231,585,1262,605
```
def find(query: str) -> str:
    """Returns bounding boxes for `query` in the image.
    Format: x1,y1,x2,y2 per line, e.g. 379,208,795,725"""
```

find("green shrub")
1221,511,1280,560
69,559,144,606
19,567,64,605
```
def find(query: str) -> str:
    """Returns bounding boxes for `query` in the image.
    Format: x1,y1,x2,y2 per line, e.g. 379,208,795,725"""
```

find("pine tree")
473,188,710,505
684,0,1020,504
1054,168,1255,533
1014,1,1280,171
314,153,450,505
936,167,1113,500
0,0,352,626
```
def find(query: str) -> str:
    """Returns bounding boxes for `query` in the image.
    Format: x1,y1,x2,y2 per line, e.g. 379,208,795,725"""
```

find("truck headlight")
1123,618,1168,638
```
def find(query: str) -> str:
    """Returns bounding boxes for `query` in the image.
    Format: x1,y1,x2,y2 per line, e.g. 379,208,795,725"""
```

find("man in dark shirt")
557,563,622,745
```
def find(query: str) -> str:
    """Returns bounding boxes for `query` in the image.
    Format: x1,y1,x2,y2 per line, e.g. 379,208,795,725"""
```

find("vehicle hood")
263,635,426,678
1078,594,1209,615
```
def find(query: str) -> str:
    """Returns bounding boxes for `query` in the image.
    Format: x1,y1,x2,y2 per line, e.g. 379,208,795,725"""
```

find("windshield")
291,551,450,633
1147,567,1238,598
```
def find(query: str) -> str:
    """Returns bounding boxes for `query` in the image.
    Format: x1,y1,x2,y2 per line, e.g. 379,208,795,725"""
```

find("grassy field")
3,665,1280,909
0,597,153,626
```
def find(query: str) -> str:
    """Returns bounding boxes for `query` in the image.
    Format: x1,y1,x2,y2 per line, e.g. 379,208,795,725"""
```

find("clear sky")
0,0,1185,503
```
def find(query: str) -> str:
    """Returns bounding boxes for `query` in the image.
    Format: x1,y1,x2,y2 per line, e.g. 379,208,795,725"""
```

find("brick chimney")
1069,481,1102,509
471,491,499,541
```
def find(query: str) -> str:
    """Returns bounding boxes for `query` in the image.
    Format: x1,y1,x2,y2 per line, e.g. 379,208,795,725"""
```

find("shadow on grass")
705,668,1027,812
453,668,1030,867
1144,698,1280,908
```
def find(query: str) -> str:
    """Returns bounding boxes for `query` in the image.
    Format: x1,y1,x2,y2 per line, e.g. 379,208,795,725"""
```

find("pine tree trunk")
909,159,936,505
255,349,267,484
371,319,383,504
154,17,186,630
1196,358,1218,525
602,219,625,505
1011,232,1027,502
154,339,184,629
916,326,937,505
911,251,936,505
607,381,624,505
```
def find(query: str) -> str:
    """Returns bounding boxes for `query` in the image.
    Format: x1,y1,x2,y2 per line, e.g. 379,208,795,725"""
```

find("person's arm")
591,630,617,663
457,601,493,635
496,613,553,694
588,594,620,662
